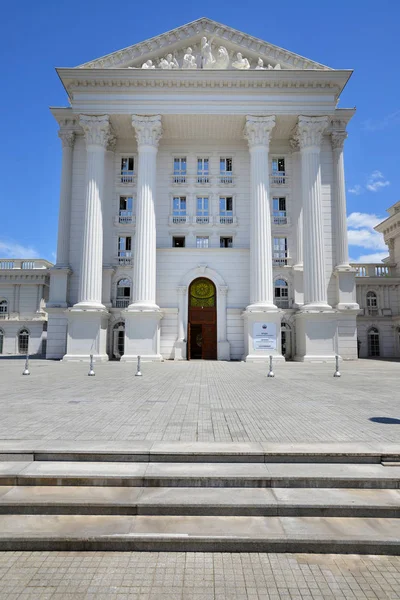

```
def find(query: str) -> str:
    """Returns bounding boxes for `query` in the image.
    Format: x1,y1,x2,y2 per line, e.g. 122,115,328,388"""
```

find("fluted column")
129,115,162,310
298,116,331,310
244,115,277,310
75,115,110,309
290,134,303,267
56,130,75,267
332,128,351,268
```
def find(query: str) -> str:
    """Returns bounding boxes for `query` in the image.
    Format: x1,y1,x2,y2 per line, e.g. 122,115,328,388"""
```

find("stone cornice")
244,115,275,148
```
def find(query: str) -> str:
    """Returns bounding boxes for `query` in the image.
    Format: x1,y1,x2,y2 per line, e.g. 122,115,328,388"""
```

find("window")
196,197,209,224
220,157,233,183
274,279,289,308
120,157,134,183
173,236,185,248
272,197,287,225
196,236,209,248
271,157,286,184
366,291,378,316
18,329,29,355
173,157,187,183
118,236,132,264
197,158,209,183
0,329,3,354
119,196,133,224
116,278,131,308
273,237,288,265
0,300,7,319
172,197,187,223
220,236,233,248
219,197,233,224
368,327,380,357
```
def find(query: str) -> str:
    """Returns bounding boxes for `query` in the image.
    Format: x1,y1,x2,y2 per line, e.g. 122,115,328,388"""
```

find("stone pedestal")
63,308,109,362
122,310,163,362
243,310,284,362
294,310,337,362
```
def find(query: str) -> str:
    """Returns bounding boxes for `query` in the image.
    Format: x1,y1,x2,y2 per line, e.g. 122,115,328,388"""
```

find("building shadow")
369,417,400,424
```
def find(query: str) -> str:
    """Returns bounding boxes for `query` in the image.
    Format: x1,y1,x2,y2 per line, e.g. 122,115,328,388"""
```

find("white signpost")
253,322,277,351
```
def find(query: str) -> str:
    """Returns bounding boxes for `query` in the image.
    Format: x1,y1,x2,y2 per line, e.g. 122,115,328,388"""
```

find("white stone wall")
0,321,45,356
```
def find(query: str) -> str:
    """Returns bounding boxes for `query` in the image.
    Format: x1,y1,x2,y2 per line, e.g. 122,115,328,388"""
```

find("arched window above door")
189,278,216,308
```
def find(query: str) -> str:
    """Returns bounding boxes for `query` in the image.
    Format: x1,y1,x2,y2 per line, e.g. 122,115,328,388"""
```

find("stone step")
1,461,400,488
1,441,399,464
0,486,399,517
0,514,399,553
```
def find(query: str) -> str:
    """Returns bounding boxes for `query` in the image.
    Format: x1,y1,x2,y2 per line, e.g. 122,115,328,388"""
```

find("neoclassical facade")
45,17,363,362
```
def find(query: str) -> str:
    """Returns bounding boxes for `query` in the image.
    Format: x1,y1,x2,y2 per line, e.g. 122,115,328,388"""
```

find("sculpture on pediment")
159,54,179,69
274,63,281,70
255,58,266,70
201,37,216,69
141,60,155,69
214,46,229,70
182,47,197,69
267,64,274,69
232,52,250,70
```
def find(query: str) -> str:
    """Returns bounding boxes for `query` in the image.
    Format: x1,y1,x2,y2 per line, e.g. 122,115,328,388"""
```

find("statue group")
141,38,281,71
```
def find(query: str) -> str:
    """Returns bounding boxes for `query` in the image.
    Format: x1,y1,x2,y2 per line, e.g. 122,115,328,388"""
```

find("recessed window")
196,197,209,224
120,157,134,183
273,237,288,266
220,236,233,248
173,236,185,248
197,158,209,183
368,327,380,357
116,278,131,308
272,197,287,225
18,329,29,355
220,157,233,183
172,197,187,224
274,278,289,308
196,236,209,249
366,291,378,316
173,157,187,183
219,197,233,224
271,158,286,184
119,196,133,224
0,300,7,319
118,236,132,264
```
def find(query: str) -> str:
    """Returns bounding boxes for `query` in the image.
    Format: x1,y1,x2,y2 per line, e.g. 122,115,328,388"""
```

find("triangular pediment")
77,17,331,71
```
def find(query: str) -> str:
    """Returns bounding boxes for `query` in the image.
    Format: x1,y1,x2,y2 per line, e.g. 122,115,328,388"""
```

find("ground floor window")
0,329,3,354
367,327,380,357
18,329,30,355
112,322,125,360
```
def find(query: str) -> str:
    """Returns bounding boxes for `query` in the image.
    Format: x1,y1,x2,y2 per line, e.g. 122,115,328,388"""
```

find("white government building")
1,18,400,361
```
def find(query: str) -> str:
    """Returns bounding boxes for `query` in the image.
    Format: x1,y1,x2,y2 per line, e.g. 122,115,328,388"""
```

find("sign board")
253,322,277,351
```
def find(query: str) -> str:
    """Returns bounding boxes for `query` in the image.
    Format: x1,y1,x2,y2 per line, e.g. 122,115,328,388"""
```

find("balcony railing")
361,307,392,317
114,299,130,308
196,174,210,184
0,313,9,320
270,172,288,185
0,261,14,269
275,298,289,309
218,215,237,225
194,215,211,225
117,256,133,266
120,171,135,184
117,212,136,225
273,214,288,225
352,264,394,277
272,256,288,267
172,173,187,184
0,259,52,270
169,215,190,225
219,172,233,184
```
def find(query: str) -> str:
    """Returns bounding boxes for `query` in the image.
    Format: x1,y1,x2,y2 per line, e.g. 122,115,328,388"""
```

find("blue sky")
0,0,398,263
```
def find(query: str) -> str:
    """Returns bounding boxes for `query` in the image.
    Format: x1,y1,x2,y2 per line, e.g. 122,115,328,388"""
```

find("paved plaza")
0,358,399,444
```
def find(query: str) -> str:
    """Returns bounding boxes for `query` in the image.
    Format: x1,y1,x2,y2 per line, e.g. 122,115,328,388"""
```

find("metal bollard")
267,354,275,378
135,355,142,377
88,354,95,376
22,354,30,376
333,354,341,378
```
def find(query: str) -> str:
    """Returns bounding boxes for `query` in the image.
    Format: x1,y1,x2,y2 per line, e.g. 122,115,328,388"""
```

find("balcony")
194,215,212,225
270,172,288,186
219,172,234,185
361,308,392,317
115,212,136,225
114,299,130,309
273,256,289,267
120,171,135,185
0,259,52,270
172,173,187,185
196,174,210,185
217,215,237,226
275,298,290,309
273,214,288,226
0,313,9,320
352,264,394,277
116,255,132,266
169,215,190,225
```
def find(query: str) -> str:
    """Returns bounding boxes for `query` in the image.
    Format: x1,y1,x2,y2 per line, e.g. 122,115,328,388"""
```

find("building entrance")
188,278,217,360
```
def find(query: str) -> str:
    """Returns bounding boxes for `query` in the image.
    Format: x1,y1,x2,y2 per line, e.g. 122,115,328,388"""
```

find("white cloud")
366,170,390,192
362,110,400,132
347,228,387,251
350,252,389,264
347,212,381,230
0,240,40,259
348,184,362,195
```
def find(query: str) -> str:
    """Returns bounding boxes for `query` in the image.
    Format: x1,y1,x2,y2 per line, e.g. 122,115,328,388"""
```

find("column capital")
244,115,276,149
132,115,162,148
289,131,300,153
58,130,75,149
298,116,329,150
106,132,117,152
177,285,187,295
331,130,348,151
79,115,110,148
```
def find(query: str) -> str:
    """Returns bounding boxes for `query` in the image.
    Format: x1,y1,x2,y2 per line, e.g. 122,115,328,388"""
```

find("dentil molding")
132,115,162,148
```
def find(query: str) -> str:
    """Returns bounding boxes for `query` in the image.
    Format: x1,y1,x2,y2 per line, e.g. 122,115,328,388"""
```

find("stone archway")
188,278,217,360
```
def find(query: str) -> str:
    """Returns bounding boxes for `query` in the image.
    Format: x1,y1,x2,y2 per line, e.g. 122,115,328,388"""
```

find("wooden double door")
188,278,217,360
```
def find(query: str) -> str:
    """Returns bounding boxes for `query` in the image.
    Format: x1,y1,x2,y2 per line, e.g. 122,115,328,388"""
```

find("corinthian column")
298,116,330,310
332,128,351,268
129,115,162,310
75,115,110,309
56,130,75,267
244,115,276,310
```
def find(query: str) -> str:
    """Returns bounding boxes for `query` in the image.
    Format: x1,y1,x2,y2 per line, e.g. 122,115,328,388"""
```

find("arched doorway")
112,322,125,360
188,278,217,360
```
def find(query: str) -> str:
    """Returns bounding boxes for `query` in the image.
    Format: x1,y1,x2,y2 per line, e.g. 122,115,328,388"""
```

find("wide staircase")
0,442,399,553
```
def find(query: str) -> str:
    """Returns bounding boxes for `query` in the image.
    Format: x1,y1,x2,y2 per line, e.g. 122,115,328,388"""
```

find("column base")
174,340,187,360
294,310,337,362
218,340,231,361
300,302,333,312
63,307,109,361
122,309,163,362
242,309,284,362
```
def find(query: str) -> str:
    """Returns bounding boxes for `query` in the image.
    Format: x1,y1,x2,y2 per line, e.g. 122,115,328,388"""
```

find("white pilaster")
290,133,304,307
298,116,331,310
243,116,283,362
64,115,111,362
55,130,75,267
217,285,230,360
174,285,187,360
123,115,163,362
